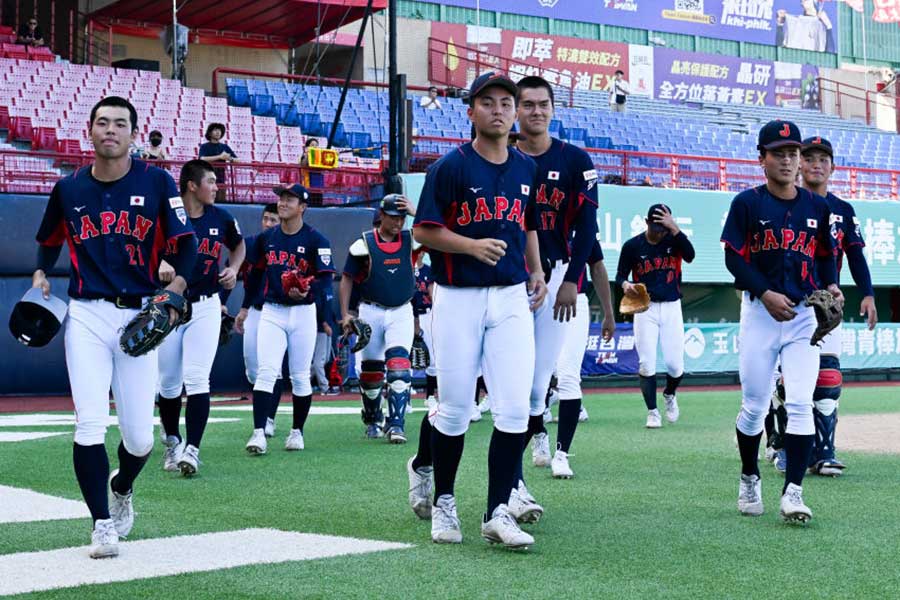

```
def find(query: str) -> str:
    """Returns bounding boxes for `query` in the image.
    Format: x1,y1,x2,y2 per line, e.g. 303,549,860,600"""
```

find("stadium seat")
249,94,275,117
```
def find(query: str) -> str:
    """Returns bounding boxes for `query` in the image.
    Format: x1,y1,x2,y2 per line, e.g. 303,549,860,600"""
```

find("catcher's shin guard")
812,355,842,464
385,347,411,428
359,360,385,425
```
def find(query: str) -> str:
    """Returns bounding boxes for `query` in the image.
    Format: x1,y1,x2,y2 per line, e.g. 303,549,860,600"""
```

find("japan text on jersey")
251,223,334,306
35,160,194,299
166,205,242,300
413,142,538,288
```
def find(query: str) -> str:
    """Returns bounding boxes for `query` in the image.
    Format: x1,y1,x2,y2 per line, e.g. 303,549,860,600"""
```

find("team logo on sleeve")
130,196,145,206
318,247,332,266
169,196,184,208
176,208,187,225
548,171,560,180
807,218,818,228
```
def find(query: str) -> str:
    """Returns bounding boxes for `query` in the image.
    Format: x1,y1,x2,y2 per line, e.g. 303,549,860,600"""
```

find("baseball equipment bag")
410,333,430,369
219,312,235,346
619,283,651,315
119,290,191,357
281,269,314,296
345,318,371,353
806,289,842,346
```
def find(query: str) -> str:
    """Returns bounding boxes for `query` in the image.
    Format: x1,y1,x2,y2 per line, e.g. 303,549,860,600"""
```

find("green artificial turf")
1,387,898,599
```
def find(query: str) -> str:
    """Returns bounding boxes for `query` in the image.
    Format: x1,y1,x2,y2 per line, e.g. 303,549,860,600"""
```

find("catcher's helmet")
9,288,68,347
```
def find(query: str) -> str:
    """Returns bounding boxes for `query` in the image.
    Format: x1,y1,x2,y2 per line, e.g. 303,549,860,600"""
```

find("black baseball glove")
410,332,430,369
219,312,235,346
119,290,191,357
806,289,842,346
346,318,371,353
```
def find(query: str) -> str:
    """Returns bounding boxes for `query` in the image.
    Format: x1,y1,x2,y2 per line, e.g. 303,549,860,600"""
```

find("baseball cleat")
264,417,276,438
470,403,483,422
481,504,534,550
508,482,543,524
162,435,183,472
646,409,662,429
738,474,764,516
663,394,679,423
325,386,341,395
407,456,433,519
811,458,846,477
578,405,589,422
108,469,134,538
245,428,268,455
284,429,305,451
178,444,200,477
764,446,777,462
532,432,551,467
551,450,574,479
386,426,407,444
774,449,786,474
89,518,119,559
365,423,383,439
431,494,463,544
780,483,812,524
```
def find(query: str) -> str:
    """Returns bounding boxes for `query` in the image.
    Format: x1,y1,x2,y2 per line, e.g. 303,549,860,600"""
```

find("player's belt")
362,300,404,310
103,296,143,309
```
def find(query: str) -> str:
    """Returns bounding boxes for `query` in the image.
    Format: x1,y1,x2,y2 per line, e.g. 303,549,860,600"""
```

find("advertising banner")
653,47,775,106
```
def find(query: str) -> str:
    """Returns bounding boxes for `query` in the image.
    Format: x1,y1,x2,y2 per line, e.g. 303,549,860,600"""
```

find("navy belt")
102,296,143,309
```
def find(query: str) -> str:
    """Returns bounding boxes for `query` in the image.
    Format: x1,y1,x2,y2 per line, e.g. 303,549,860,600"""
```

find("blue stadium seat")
227,86,250,107
298,113,323,136
274,104,300,127
249,94,275,117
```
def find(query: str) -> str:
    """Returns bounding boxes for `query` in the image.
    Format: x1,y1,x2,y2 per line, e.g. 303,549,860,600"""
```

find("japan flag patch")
521,184,530,195
807,218,818,228
130,196,145,206
209,228,219,235
548,171,560,180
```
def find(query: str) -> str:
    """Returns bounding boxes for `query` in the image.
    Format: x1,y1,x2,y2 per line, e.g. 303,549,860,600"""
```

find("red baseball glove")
281,269,314,296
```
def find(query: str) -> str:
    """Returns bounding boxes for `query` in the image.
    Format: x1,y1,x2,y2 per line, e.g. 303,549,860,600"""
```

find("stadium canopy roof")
90,0,386,46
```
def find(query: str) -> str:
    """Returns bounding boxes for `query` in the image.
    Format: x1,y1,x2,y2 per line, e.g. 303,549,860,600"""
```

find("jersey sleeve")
587,237,604,265
221,209,243,251
841,203,865,249
614,238,634,286
343,251,366,281
720,194,751,257
315,231,335,274
413,157,454,228
246,231,267,267
159,172,195,241
573,149,600,208
35,182,66,247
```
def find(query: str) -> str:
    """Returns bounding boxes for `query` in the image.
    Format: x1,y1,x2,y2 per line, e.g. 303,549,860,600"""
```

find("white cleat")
470,403,482,422
738,474,764,516
481,504,534,550
551,450,574,479
264,417,276,438
479,396,491,413
646,408,662,429
284,428,305,451
663,394,680,423
407,456,433,519
245,428,268,455
162,436,183,472
108,469,134,538
780,483,812,524
89,518,119,559
178,444,200,477
532,432,551,467
764,446,777,462
431,494,462,544
578,405,589,422
508,482,544,524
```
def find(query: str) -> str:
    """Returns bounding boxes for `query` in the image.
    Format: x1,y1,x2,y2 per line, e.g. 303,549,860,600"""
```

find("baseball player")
509,75,599,521
413,253,437,407
32,96,197,558
406,72,548,550
311,276,337,394
339,195,419,442
155,160,245,477
722,120,842,523
551,237,615,478
244,184,335,454
615,204,695,428
234,203,284,438
795,136,875,475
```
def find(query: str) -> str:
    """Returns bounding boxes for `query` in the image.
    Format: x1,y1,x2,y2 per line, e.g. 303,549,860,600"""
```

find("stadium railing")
818,76,899,128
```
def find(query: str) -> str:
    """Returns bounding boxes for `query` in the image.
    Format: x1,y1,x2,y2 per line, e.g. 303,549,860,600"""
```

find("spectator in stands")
419,86,442,110
199,123,236,201
609,70,629,112
300,138,319,167
140,130,167,161
17,18,44,47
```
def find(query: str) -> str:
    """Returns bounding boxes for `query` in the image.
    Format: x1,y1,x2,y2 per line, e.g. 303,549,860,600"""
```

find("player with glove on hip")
32,96,197,558
615,204,694,428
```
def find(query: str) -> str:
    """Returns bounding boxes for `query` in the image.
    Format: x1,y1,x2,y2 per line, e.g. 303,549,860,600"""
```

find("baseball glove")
281,269,314,296
619,283,651,315
119,290,191,357
345,318,371,353
410,333,430,370
219,312,235,346
806,289,842,346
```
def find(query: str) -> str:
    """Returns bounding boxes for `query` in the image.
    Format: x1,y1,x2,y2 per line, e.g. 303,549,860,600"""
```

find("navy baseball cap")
757,120,802,151
647,203,671,220
801,136,834,158
273,183,310,203
380,194,406,217
8,288,68,348
468,72,518,105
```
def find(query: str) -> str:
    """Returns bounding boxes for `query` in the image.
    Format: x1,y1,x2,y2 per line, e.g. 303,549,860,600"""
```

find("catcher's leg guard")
812,355,842,466
385,347,411,429
359,360,385,425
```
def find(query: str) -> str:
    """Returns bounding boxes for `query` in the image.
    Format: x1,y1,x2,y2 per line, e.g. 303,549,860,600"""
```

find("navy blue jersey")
412,264,433,315
721,185,834,303
248,223,334,306
577,239,605,295
526,138,599,282
616,231,695,302
36,160,194,299
198,142,237,160
825,192,865,282
312,277,336,332
343,229,416,307
413,142,538,287
168,205,242,300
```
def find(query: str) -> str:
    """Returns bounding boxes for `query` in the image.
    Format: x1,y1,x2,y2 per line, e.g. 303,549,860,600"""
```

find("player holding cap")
722,120,842,523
